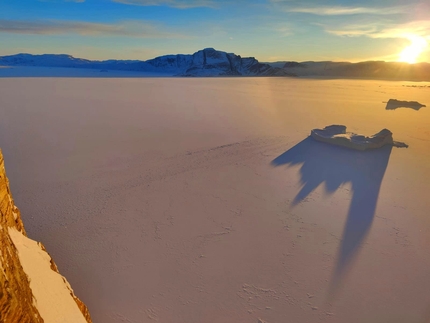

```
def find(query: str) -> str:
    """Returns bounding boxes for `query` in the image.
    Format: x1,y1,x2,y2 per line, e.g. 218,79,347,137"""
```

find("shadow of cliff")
272,137,392,298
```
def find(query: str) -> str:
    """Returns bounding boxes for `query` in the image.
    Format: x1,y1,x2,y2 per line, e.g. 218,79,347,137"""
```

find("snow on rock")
0,149,92,323
310,125,408,150
8,228,88,323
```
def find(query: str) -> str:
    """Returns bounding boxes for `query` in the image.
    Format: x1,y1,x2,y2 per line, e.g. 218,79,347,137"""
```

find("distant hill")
0,48,292,77
2,49,429,80
265,60,430,81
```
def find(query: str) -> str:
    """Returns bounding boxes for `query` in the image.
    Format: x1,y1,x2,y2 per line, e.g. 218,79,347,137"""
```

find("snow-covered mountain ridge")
3,48,428,80
0,48,291,77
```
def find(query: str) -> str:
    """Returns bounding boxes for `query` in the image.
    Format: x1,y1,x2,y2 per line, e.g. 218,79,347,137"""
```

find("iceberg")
385,99,426,110
310,125,408,150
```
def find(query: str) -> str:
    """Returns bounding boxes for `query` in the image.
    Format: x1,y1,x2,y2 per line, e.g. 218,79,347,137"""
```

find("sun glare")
398,35,428,64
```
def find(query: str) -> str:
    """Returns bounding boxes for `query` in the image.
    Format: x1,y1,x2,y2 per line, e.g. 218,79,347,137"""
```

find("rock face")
0,150,92,323
146,48,290,76
0,48,292,77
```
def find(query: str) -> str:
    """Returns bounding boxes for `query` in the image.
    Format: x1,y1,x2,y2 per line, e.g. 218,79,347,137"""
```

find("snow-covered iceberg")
310,125,408,150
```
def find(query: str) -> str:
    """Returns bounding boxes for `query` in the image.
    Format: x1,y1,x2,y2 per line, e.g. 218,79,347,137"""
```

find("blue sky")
1,0,429,62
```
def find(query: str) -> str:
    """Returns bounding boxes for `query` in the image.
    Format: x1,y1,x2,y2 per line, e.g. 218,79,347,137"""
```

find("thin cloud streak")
0,19,187,38
325,20,430,39
39,0,86,2
283,5,405,16
372,20,430,39
112,0,218,8
323,23,385,37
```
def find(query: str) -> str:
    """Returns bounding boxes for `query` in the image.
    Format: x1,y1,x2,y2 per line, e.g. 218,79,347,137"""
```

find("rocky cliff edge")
0,149,92,323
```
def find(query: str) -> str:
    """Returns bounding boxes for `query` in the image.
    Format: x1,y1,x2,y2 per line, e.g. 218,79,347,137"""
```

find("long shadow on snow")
272,137,392,297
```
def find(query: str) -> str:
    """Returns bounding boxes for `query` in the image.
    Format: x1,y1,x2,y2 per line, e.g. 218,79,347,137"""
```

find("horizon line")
1,49,429,65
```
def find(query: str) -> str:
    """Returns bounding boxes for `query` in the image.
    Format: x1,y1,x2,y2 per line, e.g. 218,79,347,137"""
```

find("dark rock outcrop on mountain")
144,48,288,76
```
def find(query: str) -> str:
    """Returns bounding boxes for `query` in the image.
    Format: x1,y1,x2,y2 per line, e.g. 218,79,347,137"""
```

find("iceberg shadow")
272,137,392,297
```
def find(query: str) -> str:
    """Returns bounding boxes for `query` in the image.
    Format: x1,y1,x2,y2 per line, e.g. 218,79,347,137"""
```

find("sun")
398,35,428,64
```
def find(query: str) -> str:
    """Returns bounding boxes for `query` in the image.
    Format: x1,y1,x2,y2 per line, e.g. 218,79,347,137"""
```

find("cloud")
274,25,293,37
325,20,430,39
323,23,384,37
283,5,405,16
112,0,218,8
0,19,186,38
371,20,430,39
38,0,86,2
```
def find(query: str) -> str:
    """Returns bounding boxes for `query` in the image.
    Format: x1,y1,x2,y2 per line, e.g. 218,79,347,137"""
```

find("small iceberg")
385,99,426,110
310,125,408,150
